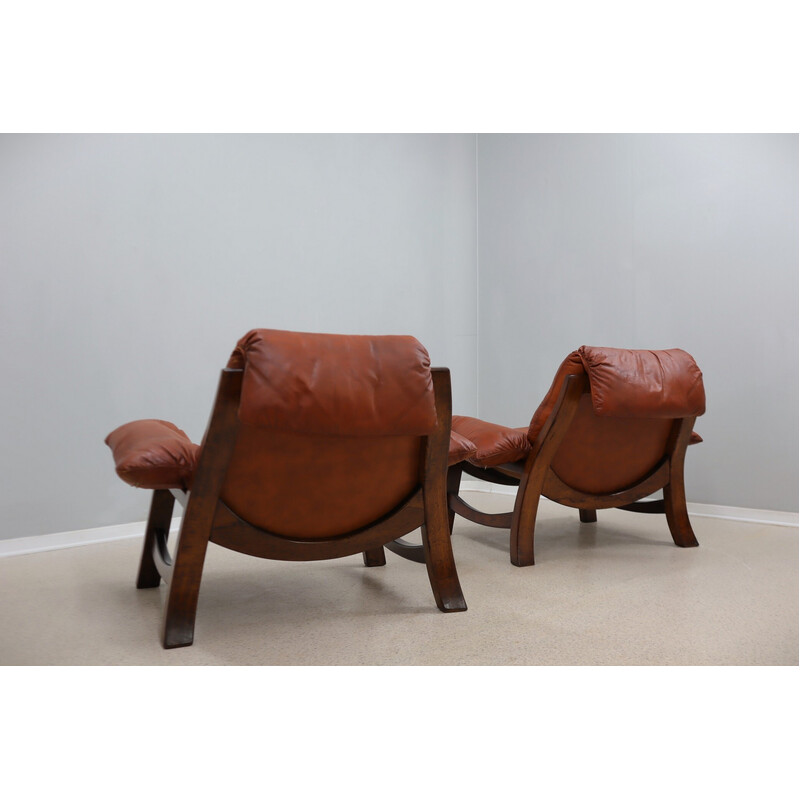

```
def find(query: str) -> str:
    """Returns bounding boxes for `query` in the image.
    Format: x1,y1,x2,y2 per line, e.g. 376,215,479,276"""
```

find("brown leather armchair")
448,347,706,566
105,329,467,648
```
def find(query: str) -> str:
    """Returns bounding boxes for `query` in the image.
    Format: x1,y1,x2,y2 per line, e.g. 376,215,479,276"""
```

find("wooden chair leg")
579,509,597,523
510,372,587,566
422,482,467,612
136,489,175,589
663,418,699,548
363,546,386,567
446,465,463,533
664,476,699,548
510,481,541,567
161,513,214,649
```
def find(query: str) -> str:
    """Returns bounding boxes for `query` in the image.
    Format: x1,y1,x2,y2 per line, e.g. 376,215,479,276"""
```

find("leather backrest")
221,427,423,538
527,351,586,444
220,330,436,538
227,329,437,436
578,346,706,418
529,347,705,495
550,396,674,494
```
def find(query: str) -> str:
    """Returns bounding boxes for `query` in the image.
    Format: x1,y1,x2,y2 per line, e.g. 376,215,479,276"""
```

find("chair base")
449,468,700,565
362,546,387,567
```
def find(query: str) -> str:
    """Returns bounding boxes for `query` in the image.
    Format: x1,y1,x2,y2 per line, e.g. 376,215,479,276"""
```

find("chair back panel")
228,329,437,436
220,426,422,538
534,346,704,495
550,394,673,494
578,346,705,418
219,329,436,539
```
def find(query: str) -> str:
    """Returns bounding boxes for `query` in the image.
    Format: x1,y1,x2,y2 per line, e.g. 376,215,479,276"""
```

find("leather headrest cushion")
227,329,437,436
528,347,705,444
578,346,706,418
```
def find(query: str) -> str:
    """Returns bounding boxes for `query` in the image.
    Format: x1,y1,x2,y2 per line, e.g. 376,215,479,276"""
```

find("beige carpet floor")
0,492,797,665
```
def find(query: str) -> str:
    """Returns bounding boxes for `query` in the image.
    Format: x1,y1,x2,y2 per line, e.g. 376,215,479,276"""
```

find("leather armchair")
449,346,706,566
106,329,467,648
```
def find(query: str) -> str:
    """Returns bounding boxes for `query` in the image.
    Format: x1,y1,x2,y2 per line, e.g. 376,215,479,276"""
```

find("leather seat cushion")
105,419,200,490
452,416,530,468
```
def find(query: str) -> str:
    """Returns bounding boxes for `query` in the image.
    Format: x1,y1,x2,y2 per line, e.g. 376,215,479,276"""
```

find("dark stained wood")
490,462,526,480
447,464,463,532
579,509,597,523
461,462,522,485
543,460,670,509
362,547,386,567
510,373,588,566
663,416,699,547
419,369,467,611
448,493,514,528
161,368,244,648
618,499,666,514
446,459,517,532
381,461,468,565
210,491,425,561
382,372,473,585
385,537,426,563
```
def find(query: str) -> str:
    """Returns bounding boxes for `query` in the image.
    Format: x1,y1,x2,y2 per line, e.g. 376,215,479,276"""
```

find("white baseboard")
459,481,799,528
0,517,182,558
682,504,798,527
0,487,795,559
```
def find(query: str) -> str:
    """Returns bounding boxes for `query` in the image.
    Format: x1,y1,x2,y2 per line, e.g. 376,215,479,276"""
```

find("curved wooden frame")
136,366,466,649
448,373,700,567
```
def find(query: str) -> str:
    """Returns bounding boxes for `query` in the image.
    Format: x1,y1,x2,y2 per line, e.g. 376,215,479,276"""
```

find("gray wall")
1,133,797,541
0,134,478,539
477,133,798,512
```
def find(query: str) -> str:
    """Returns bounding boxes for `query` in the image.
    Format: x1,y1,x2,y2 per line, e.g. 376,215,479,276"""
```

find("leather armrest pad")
449,430,478,466
105,419,200,490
